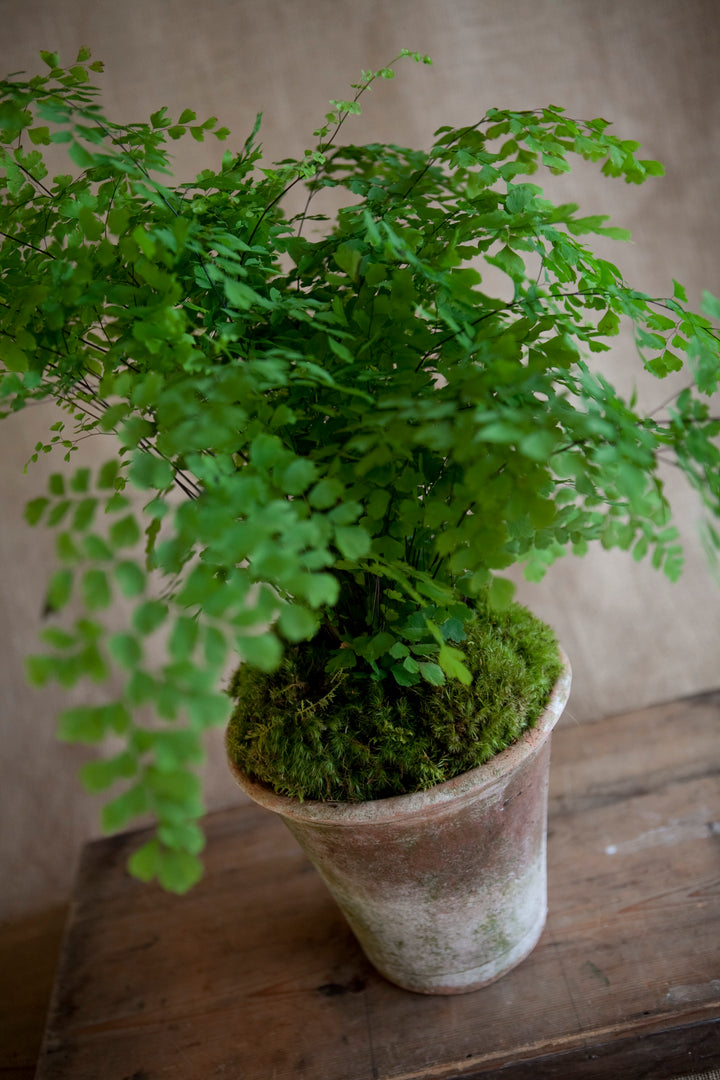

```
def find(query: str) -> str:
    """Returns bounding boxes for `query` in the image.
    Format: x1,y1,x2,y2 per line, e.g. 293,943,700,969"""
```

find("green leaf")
224,279,263,310
325,649,357,674
126,669,157,705
438,644,473,686
632,535,649,562
519,430,558,461
83,534,113,561
130,452,175,490
364,631,396,661
57,705,106,743
673,279,688,303
250,432,284,468
130,835,204,891
158,820,205,855
391,662,420,687
646,350,683,377
236,632,283,671
110,514,141,548
80,751,137,794
47,499,71,527
479,421,524,444
203,626,228,667
598,226,632,241
0,341,28,372
302,572,340,608
73,498,97,531
145,516,162,568
308,479,343,509
280,458,317,495
108,633,143,669
128,839,161,882
334,525,371,560
68,141,96,169
597,309,621,336
186,691,232,729
106,206,130,236
701,290,720,322
334,242,363,279
488,576,516,610
277,604,320,642
441,616,467,642
81,569,112,610
24,497,49,525
45,569,73,611
56,531,81,562
150,731,204,770
28,126,51,146
156,849,204,894
25,654,56,687
146,766,202,807
488,245,526,281
102,784,149,833
117,416,154,448
78,205,103,241
98,459,122,489
169,616,199,661
150,107,170,128
39,627,77,650
419,661,445,686
114,560,146,597
133,600,168,635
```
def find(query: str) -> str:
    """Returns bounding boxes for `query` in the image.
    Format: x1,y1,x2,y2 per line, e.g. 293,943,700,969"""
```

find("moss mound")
227,599,563,802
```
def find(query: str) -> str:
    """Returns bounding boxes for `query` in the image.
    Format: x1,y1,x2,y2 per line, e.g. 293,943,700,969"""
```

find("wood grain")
33,691,720,1079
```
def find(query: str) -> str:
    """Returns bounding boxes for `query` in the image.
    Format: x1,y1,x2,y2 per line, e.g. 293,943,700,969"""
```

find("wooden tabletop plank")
35,691,720,1079
0,904,68,1080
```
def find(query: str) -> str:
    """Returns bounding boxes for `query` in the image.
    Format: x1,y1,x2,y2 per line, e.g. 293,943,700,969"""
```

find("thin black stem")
276,53,417,242
0,228,56,259
14,158,54,198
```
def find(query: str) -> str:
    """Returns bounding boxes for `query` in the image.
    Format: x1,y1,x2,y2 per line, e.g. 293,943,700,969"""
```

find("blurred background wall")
1,0,718,919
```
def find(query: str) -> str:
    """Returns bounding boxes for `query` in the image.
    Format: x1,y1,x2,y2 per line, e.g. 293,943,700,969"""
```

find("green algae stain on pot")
473,913,513,960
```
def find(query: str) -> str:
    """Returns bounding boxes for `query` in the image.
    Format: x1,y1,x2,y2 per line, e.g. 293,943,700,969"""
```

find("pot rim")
227,647,571,826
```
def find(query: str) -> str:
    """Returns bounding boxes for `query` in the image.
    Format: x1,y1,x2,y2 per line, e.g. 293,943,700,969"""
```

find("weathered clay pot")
227,651,571,994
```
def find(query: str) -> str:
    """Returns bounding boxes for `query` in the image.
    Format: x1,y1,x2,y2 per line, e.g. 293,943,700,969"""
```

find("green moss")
227,598,563,802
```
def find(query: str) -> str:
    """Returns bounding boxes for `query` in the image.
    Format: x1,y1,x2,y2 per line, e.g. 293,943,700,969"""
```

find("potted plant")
1,48,719,991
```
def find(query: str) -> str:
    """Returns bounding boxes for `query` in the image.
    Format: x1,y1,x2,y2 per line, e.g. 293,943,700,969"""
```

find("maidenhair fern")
1,48,719,890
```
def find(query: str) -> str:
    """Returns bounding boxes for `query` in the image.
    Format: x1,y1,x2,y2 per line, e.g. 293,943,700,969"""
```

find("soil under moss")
226,598,563,802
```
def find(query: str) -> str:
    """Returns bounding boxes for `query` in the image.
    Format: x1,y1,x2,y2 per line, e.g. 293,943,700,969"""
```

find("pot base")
369,905,548,995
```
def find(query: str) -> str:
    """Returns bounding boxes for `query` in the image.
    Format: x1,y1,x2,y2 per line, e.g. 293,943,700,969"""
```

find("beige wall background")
1,0,718,919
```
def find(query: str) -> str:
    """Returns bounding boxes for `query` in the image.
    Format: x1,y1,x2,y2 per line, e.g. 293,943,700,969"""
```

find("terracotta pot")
227,651,571,994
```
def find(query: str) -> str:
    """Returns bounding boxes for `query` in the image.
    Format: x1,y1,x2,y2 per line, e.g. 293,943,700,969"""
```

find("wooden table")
34,691,720,1079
